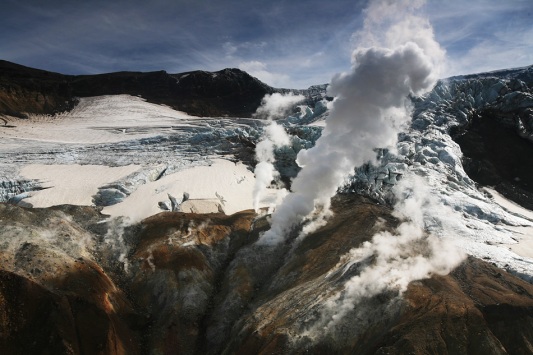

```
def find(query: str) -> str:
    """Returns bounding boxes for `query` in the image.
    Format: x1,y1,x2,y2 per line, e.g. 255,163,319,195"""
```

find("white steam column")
259,0,445,245
252,93,304,212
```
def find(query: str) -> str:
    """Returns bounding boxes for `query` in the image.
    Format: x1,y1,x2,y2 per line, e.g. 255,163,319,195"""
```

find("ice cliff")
344,65,533,280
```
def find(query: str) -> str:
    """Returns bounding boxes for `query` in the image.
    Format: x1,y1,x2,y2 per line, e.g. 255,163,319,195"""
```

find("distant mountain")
0,60,326,118
0,60,74,118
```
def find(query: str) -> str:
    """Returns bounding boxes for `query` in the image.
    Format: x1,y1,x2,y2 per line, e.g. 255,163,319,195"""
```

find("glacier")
347,65,533,281
1,66,533,281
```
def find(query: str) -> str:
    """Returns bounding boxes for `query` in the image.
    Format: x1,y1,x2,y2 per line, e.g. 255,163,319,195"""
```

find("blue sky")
1,0,532,88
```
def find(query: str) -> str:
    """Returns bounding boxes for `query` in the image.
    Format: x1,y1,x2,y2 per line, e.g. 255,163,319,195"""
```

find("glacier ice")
1,66,533,280
344,66,533,281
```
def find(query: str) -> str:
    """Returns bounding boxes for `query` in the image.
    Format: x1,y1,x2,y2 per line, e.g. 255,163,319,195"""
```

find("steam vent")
2,0,533,354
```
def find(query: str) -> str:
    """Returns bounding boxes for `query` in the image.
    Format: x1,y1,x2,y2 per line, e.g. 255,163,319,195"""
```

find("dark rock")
92,187,128,207
0,265,142,355
0,60,75,117
1,60,328,119
452,109,533,210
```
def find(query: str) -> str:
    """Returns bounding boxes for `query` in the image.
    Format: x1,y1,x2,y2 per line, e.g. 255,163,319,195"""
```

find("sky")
1,0,532,89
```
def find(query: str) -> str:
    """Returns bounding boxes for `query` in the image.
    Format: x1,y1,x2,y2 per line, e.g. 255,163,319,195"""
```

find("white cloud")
223,41,238,57
445,26,533,76
3,0,531,87
238,60,292,87
223,41,268,59
425,0,533,77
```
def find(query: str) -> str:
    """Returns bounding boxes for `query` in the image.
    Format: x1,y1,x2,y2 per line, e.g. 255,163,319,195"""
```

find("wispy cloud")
1,0,531,87
238,61,292,88
1,0,365,87
426,0,533,76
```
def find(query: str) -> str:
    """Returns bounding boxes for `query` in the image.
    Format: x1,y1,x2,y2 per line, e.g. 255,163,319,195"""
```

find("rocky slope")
2,197,533,354
0,60,75,119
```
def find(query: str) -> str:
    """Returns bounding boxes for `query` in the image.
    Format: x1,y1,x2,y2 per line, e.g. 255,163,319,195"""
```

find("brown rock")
2,198,533,354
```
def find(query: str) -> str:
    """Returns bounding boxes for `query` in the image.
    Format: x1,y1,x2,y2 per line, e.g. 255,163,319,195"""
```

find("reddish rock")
1,199,533,354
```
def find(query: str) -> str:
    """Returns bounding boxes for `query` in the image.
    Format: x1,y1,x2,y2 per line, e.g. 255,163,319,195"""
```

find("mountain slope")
0,60,74,118
1,198,533,354
348,64,533,279
1,61,533,354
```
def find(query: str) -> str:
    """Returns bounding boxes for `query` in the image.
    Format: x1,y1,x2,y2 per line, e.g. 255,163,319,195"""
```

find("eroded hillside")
2,196,533,354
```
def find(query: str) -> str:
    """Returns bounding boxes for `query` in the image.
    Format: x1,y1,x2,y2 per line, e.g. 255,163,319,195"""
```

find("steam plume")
253,93,305,120
321,174,465,329
259,0,443,245
252,93,303,212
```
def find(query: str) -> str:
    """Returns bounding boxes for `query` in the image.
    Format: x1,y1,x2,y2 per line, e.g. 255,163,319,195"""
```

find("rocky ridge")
0,60,326,119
